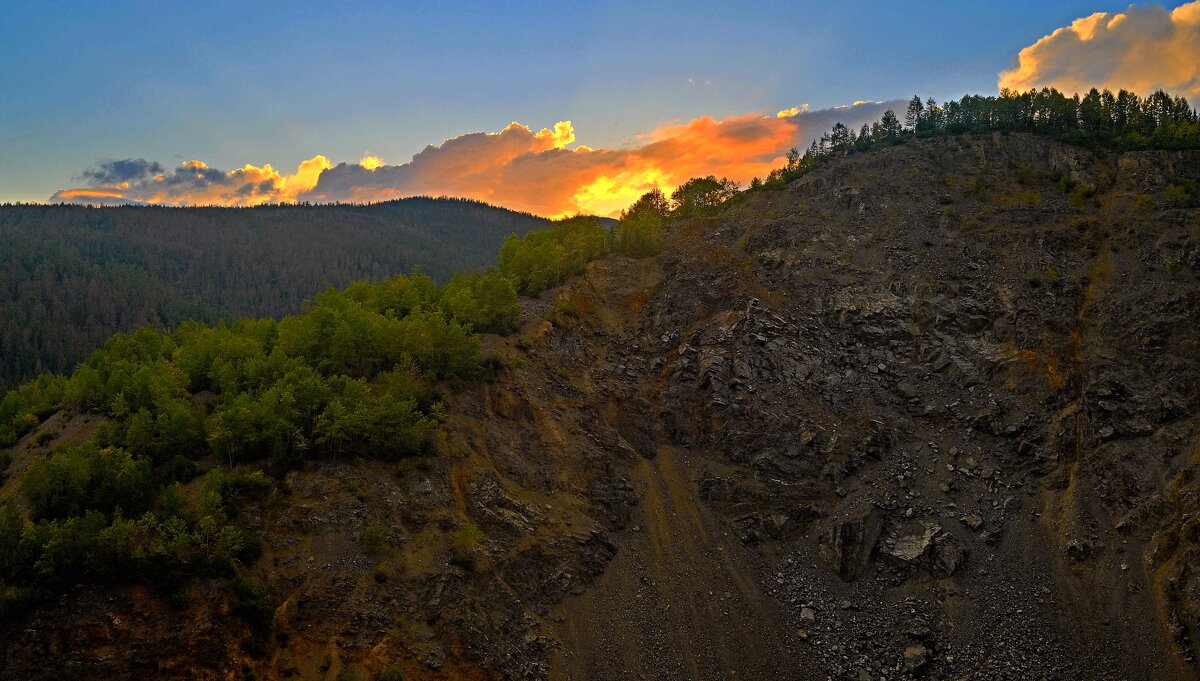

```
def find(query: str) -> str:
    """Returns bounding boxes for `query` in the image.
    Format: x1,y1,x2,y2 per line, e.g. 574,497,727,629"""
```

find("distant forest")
0,197,548,391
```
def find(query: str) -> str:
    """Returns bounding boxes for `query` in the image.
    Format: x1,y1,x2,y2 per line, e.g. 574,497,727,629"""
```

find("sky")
2,0,1198,215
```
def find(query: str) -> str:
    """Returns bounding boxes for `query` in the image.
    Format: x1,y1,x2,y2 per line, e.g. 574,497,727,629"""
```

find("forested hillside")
0,197,548,391
0,215,614,613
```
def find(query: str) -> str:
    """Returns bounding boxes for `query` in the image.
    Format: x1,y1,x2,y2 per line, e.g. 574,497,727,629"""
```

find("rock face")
823,505,883,581
2,133,1199,681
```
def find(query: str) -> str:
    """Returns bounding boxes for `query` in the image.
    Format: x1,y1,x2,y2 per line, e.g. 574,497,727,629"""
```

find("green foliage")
1164,179,1199,206
23,445,153,520
452,522,486,549
499,216,608,294
615,189,669,256
438,268,521,334
360,521,388,553
996,190,1042,207
0,249,524,613
670,176,739,219
376,664,405,681
0,465,259,592
231,572,274,634
0,374,67,447
372,562,390,584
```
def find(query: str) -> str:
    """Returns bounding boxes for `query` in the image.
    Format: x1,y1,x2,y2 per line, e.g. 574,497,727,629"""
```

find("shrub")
360,521,388,553
377,664,405,681
1164,179,1198,206
231,573,274,635
372,562,390,584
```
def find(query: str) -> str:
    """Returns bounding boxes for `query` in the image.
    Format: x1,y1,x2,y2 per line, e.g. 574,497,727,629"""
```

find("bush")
360,521,388,553
448,552,477,572
231,573,274,635
1164,179,1198,206
377,664,405,681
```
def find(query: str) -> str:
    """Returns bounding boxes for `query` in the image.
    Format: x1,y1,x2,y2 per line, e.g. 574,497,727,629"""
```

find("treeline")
493,181,741,292
752,87,1200,190
0,197,548,392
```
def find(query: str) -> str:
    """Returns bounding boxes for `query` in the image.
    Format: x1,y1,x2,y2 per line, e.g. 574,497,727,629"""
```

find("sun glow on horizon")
50,102,896,216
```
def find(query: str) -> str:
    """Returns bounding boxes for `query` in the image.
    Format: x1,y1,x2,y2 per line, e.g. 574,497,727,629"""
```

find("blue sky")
0,1,1161,203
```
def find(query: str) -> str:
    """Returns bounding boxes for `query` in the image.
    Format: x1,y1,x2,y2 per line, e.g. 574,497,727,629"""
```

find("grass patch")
996,189,1041,207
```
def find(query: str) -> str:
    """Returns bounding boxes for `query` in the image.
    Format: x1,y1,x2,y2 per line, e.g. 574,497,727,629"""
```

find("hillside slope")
2,132,1199,681
0,197,548,391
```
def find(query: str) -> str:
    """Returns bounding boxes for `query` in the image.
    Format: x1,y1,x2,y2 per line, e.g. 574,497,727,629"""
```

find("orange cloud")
55,188,127,200
303,102,895,217
52,102,899,217
1000,1,1200,98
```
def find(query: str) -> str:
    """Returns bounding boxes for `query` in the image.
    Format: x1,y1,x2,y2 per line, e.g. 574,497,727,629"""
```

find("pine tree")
879,110,902,141
905,96,924,131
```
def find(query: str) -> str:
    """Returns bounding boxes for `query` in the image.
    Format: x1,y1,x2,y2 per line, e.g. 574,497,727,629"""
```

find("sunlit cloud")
999,1,1200,98
299,103,895,217
50,156,333,207
51,102,899,217
359,154,385,171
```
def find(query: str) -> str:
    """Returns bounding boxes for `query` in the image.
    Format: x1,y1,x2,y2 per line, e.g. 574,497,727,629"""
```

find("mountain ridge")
0,196,550,391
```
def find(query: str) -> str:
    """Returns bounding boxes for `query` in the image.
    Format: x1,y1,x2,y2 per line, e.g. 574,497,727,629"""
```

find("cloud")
999,1,1200,98
80,158,164,186
51,102,900,217
776,104,810,118
51,156,332,207
300,102,896,217
48,189,149,206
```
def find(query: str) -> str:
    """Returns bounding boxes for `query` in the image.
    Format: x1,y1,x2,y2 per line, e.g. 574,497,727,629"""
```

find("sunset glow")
50,103,893,217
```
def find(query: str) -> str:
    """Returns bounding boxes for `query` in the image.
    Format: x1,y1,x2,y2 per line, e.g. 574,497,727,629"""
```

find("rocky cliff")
3,132,1199,681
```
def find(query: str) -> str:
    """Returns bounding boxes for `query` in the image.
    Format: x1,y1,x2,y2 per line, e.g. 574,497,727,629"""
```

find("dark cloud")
80,158,165,186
